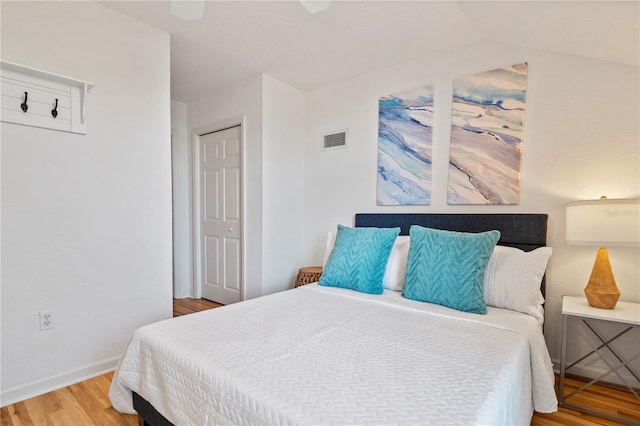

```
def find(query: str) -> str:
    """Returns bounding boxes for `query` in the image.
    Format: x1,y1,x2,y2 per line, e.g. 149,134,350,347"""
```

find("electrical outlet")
39,310,54,330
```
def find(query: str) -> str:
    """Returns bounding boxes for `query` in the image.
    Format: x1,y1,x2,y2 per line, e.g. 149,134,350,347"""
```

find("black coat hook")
21,92,28,113
51,98,58,118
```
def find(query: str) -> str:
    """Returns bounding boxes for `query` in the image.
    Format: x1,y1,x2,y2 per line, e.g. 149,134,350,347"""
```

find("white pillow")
382,235,410,291
323,231,410,291
322,231,336,267
483,245,552,324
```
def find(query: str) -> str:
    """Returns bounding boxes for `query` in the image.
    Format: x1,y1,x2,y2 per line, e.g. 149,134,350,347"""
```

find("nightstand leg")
559,313,568,404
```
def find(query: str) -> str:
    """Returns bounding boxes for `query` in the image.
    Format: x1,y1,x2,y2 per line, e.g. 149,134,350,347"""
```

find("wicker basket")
295,266,323,288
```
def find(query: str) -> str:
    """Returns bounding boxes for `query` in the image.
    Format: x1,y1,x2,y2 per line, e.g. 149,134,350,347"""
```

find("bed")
109,213,557,425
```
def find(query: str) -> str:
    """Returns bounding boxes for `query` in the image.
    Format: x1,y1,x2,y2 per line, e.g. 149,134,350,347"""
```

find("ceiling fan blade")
299,0,332,14
171,0,204,21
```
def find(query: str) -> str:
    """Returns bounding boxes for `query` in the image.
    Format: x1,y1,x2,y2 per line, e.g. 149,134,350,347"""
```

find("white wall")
1,1,172,405
262,75,306,294
171,100,192,298
303,42,639,373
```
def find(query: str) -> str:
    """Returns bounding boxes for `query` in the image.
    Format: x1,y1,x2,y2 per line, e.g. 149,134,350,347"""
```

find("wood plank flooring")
1,371,137,426
2,298,637,425
172,297,223,317
532,375,640,425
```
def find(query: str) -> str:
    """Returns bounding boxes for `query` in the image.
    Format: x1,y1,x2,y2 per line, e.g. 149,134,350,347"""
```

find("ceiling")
99,1,640,102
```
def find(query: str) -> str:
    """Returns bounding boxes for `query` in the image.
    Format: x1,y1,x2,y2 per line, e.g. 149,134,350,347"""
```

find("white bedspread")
110,284,557,425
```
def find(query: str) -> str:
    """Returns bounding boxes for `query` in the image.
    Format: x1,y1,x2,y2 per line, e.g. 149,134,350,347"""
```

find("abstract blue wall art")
377,85,434,205
447,63,528,205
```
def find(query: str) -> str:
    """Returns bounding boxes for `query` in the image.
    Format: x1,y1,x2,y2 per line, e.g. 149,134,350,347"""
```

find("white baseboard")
1,356,120,407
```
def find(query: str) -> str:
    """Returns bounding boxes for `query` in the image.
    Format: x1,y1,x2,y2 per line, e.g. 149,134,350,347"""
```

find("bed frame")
134,392,173,426
132,212,548,426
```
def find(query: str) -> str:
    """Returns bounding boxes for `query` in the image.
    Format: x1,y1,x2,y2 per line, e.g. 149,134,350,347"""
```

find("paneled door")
198,126,242,304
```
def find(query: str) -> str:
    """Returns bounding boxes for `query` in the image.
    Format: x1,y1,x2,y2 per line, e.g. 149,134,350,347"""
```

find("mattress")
109,284,557,425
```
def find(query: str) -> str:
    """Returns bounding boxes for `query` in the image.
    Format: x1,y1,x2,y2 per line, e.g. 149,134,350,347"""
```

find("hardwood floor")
531,375,640,425
172,297,223,317
1,371,137,426
2,298,637,425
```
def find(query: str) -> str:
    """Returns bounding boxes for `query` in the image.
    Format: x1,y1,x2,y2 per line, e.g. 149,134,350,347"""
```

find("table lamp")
566,197,640,309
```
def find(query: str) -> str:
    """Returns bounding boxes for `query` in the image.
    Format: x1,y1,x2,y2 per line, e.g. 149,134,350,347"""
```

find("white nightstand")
559,295,640,424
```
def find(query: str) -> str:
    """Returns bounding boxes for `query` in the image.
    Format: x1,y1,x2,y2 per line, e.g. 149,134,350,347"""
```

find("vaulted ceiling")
100,1,639,102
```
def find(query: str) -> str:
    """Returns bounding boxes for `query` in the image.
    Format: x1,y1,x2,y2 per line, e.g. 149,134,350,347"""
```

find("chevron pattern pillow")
319,225,400,294
402,226,500,314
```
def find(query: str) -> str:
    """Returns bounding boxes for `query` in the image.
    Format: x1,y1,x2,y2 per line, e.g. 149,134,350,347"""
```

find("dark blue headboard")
354,213,549,295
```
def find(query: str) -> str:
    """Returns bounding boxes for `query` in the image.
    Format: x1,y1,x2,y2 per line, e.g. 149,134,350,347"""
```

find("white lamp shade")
566,198,640,247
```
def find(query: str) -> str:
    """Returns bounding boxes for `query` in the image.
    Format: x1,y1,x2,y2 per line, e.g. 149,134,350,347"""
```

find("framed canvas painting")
447,63,528,205
377,85,433,205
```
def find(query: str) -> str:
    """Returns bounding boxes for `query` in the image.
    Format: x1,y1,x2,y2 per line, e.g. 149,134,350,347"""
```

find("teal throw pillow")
402,226,500,314
319,225,400,295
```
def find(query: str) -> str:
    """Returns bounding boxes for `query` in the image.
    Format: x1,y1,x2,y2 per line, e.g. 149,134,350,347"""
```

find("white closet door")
199,126,242,304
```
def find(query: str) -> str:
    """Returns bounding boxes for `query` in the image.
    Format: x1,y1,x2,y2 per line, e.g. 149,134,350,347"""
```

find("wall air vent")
322,129,348,151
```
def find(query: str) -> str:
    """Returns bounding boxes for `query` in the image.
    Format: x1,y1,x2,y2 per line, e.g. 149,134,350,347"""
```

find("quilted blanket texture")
110,284,557,425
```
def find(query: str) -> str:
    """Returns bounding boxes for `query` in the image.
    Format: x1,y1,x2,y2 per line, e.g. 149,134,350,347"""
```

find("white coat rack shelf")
1,60,94,134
